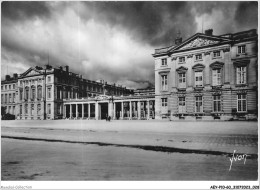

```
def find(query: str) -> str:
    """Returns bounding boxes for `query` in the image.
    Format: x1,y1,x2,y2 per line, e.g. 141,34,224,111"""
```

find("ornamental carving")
236,90,247,94
187,54,193,58
180,38,219,50
176,66,188,73
204,51,211,55
209,61,224,68
171,57,177,61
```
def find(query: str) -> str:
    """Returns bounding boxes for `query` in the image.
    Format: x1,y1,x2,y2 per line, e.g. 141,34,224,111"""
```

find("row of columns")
64,100,155,120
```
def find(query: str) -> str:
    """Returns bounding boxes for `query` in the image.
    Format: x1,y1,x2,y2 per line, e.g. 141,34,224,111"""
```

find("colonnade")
64,99,155,120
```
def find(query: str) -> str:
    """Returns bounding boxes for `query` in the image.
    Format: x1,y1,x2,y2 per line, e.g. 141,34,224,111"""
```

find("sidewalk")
2,120,258,156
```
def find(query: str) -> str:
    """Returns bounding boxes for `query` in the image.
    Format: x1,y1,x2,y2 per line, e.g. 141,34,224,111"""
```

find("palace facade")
1,65,133,120
153,29,258,120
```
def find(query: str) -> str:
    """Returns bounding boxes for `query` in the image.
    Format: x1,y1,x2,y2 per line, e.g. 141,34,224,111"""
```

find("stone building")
153,29,257,120
7,65,133,120
1,74,18,115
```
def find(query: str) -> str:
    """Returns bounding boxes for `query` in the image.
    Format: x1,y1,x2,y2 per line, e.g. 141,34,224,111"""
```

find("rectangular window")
48,76,51,82
20,89,23,100
9,85,11,89
48,104,51,114
179,57,185,63
195,96,203,112
178,73,186,88
31,104,34,115
161,98,167,107
47,87,51,99
236,66,247,84
195,71,203,87
1,86,3,90
13,106,15,115
161,58,167,66
237,94,247,112
25,88,29,100
161,75,168,91
13,84,15,89
25,104,28,114
9,94,12,103
212,69,221,86
38,87,42,99
20,105,22,115
5,85,7,90
238,45,246,54
1,94,3,103
195,54,202,61
5,94,7,103
178,97,186,113
32,88,36,100
213,51,220,58
213,95,221,112
37,104,41,115
13,93,15,102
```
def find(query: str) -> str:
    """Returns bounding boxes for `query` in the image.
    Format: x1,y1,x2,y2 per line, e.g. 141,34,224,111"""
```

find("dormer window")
179,57,185,63
238,45,246,54
213,51,221,58
161,58,167,66
195,54,202,61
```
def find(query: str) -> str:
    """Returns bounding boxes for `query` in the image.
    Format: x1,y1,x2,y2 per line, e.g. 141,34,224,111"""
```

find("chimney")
59,66,63,71
5,75,10,81
205,29,213,36
65,65,69,72
13,73,18,79
175,30,182,45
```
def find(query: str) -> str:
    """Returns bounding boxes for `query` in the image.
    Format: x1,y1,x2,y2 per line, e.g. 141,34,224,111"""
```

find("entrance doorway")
100,103,108,120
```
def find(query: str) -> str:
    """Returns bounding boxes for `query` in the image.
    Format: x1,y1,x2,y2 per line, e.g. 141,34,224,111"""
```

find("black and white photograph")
1,1,258,189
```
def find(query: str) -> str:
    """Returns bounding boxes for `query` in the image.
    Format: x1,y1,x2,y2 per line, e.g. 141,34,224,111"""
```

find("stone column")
95,102,99,120
88,104,90,118
70,104,72,119
147,100,150,120
82,103,84,119
121,102,124,119
129,101,132,120
137,101,141,120
113,103,116,120
76,104,78,119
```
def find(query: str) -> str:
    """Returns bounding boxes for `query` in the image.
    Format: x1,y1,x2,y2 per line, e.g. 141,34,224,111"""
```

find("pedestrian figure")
108,116,111,122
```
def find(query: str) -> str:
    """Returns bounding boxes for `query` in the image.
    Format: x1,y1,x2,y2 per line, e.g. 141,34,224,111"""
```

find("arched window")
37,86,42,99
25,87,29,100
31,86,36,100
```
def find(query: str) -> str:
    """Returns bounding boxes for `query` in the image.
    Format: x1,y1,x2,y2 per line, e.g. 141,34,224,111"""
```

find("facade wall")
153,29,257,120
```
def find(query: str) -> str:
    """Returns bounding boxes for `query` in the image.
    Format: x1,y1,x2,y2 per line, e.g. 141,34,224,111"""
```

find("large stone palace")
153,29,257,120
1,29,257,121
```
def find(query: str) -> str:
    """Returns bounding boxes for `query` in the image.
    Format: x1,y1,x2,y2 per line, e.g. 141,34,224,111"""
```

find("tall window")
31,104,34,115
37,86,42,99
238,45,245,54
31,88,36,100
20,89,23,100
161,58,167,66
48,104,51,114
237,66,246,84
161,98,167,107
237,94,247,112
213,95,221,112
195,96,203,112
20,105,22,115
25,87,29,100
13,84,15,89
161,75,168,91
178,73,186,88
48,76,51,82
178,97,186,113
212,69,221,86
195,71,203,87
25,104,28,114
9,94,12,103
1,94,3,103
195,54,202,61
47,87,51,99
5,94,7,103
13,93,15,102
37,104,41,115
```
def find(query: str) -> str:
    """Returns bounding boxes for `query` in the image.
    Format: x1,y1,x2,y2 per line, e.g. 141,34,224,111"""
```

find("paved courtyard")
1,120,258,180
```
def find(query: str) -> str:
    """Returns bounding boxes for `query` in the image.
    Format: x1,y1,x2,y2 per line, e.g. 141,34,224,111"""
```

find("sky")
1,1,258,89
